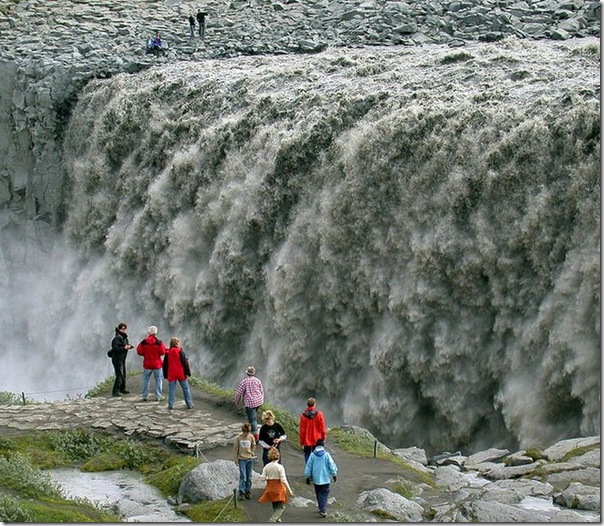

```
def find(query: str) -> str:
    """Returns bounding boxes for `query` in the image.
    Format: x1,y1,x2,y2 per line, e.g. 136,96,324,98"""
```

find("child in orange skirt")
258,447,294,522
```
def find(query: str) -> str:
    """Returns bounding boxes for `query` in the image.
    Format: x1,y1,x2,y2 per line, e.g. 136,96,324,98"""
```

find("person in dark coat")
110,322,133,397
188,13,195,37
196,10,208,39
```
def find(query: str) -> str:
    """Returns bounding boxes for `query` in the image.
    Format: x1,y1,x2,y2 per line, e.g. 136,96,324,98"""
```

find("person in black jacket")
110,322,133,397
196,10,208,40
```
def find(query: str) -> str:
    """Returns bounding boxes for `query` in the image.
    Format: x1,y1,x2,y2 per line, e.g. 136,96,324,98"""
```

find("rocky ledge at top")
0,0,599,221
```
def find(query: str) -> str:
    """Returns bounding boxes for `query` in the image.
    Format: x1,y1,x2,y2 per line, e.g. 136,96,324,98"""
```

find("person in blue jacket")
304,439,338,518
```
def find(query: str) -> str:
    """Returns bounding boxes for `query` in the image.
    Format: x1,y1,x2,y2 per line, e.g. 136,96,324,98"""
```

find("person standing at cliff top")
299,397,327,463
188,13,196,37
196,10,208,40
137,325,167,402
110,322,134,397
234,366,265,441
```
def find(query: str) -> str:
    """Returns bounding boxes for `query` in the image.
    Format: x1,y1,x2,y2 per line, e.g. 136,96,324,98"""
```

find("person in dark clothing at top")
299,397,327,463
110,322,133,397
188,13,195,37
196,10,208,40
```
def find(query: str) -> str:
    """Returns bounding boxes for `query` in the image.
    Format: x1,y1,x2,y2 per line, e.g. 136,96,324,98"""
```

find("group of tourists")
109,322,192,410
233,367,339,521
110,323,338,520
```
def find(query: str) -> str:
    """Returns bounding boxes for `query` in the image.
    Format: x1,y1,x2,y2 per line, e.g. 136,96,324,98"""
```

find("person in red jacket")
299,397,327,463
162,336,193,410
136,325,167,402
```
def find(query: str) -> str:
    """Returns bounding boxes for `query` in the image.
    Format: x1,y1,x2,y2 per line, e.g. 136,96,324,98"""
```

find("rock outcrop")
0,0,599,224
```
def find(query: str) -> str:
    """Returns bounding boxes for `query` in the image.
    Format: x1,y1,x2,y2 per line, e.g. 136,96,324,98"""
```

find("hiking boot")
238,491,245,500
245,492,251,500
111,393,122,397
120,390,130,394
155,396,165,402
319,511,327,518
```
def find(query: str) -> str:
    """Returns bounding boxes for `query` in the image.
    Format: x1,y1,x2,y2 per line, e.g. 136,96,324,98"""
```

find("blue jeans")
238,459,253,493
168,380,193,409
314,483,330,513
142,368,163,399
245,406,259,434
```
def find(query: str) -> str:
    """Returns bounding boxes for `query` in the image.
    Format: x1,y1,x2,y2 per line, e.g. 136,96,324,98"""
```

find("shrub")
0,453,62,498
0,493,33,522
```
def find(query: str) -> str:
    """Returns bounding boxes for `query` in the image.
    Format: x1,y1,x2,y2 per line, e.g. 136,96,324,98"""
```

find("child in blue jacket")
304,439,338,517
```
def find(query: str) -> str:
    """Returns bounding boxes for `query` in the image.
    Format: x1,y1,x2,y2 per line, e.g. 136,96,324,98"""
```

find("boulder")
461,500,549,522
542,436,600,462
465,448,510,467
553,481,600,511
357,488,424,522
179,459,250,503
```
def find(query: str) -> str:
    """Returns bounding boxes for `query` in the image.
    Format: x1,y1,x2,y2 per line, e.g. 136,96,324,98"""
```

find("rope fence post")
233,488,238,508
21,392,26,405
373,440,377,458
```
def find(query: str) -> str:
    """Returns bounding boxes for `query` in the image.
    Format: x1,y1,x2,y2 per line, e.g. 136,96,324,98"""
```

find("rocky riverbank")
0,375,600,522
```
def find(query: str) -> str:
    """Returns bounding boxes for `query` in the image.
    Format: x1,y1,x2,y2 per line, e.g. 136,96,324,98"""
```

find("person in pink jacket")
136,325,167,402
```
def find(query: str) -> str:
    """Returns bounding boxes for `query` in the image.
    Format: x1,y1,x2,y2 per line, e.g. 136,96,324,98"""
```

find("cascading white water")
2,39,599,454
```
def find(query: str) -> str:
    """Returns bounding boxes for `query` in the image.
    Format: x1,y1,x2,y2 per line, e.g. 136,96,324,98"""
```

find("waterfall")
3,39,599,454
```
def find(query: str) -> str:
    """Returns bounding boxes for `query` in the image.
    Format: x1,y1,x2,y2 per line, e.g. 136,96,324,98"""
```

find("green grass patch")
560,443,599,462
184,497,248,522
329,427,435,487
144,455,201,496
0,391,24,405
18,497,117,523
392,479,418,499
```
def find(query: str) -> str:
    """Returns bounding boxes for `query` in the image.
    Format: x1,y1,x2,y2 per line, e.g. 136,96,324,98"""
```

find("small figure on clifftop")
233,422,257,500
305,438,338,518
258,447,294,522
234,366,265,442
162,336,193,410
188,13,196,37
299,397,327,463
196,10,208,40
110,322,133,397
137,325,167,402
151,32,164,57
258,410,287,466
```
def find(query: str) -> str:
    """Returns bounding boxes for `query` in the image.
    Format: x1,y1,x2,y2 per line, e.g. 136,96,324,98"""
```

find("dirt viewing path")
0,373,422,523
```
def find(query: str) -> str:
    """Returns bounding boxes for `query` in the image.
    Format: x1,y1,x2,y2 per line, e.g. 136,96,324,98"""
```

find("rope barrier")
213,490,236,522
20,386,97,396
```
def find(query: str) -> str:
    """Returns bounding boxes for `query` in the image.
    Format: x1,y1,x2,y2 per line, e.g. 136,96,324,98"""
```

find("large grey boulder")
479,479,554,504
542,436,600,462
461,500,549,522
357,488,424,522
465,448,510,467
179,459,253,503
553,481,600,512
434,465,470,492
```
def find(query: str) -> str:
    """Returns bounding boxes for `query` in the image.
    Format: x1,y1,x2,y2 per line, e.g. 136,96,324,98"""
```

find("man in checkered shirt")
235,366,265,440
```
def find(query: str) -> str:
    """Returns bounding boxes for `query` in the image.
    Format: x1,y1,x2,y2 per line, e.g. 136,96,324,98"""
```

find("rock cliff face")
0,0,599,221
